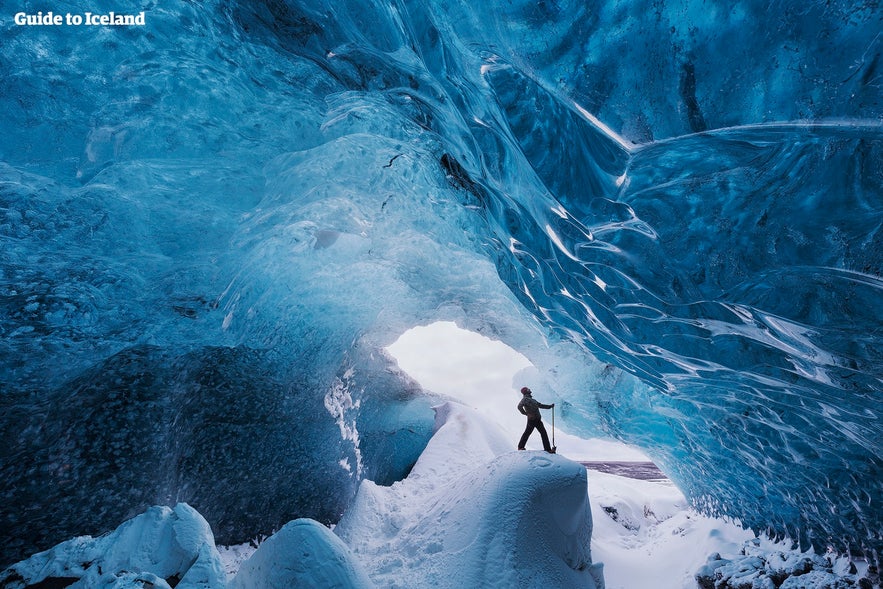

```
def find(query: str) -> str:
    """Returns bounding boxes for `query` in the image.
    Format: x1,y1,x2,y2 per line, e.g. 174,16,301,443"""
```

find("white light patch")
387,321,650,460
571,101,633,152
550,204,568,219
545,223,580,262
387,321,532,438
387,322,530,400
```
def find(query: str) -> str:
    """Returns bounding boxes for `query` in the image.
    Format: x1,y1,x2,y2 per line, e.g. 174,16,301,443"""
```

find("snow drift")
229,519,374,589
335,402,604,588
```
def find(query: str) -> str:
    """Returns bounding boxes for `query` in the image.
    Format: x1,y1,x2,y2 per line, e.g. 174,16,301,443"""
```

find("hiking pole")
552,405,557,453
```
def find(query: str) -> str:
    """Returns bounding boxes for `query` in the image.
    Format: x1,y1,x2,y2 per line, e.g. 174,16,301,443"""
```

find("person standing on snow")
517,386,555,453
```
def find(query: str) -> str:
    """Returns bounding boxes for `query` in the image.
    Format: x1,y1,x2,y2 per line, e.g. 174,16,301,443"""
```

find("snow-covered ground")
334,401,604,588
216,397,758,589
4,323,869,588
4,397,867,589
332,399,759,589
214,399,861,589
587,469,753,589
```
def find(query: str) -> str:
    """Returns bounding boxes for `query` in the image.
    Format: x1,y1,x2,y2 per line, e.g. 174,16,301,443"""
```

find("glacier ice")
1,0,881,569
695,536,870,589
0,341,435,565
0,503,226,589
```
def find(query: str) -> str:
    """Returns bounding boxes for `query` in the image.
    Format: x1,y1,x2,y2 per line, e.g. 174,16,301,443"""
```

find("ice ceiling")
1,0,881,566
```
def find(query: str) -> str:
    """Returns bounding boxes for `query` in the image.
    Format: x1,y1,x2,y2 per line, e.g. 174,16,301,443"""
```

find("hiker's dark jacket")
517,394,552,421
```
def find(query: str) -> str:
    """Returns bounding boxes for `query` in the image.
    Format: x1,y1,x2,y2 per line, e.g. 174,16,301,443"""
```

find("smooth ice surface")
334,401,603,588
1,0,881,565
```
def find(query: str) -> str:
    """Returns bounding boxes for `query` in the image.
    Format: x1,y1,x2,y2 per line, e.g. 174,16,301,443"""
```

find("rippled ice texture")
1,0,881,566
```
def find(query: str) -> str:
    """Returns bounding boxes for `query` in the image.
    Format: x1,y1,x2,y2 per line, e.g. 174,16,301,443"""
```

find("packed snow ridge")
1,402,602,589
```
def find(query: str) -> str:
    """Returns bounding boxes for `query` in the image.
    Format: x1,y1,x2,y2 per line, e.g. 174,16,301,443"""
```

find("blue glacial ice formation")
1,0,881,568
0,503,227,588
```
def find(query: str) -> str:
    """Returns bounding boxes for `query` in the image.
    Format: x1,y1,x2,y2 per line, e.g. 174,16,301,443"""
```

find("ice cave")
0,0,880,586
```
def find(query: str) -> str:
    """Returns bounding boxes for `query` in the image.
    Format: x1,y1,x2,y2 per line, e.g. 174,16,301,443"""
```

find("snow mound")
0,503,225,589
230,518,373,589
334,401,604,588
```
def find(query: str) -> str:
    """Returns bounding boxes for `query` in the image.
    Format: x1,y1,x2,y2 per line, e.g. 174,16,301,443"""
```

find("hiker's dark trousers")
519,417,552,452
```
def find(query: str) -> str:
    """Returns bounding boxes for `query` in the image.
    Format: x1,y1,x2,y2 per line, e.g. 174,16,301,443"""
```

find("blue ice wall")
1,0,881,566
